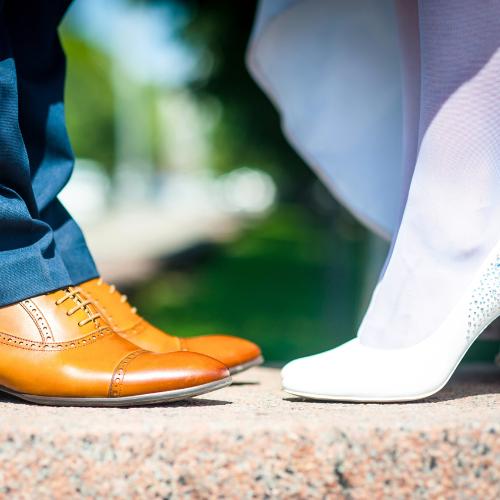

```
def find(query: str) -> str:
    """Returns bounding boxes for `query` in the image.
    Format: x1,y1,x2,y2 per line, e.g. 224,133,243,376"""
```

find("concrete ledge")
0,366,499,498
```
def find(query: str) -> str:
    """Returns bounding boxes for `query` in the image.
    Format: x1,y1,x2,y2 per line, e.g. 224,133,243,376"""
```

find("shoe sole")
0,376,232,407
229,355,264,375
283,316,499,403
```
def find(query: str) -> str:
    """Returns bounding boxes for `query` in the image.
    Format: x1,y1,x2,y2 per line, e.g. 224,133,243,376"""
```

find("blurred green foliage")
129,206,368,362
179,0,323,199
133,0,375,362
63,33,116,173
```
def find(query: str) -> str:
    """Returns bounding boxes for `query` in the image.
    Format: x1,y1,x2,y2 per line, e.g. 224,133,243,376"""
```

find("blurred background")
60,0,499,364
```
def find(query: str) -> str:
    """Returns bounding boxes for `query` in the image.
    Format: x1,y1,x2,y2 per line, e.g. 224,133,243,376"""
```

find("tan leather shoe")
0,288,230,406
78,279,263,374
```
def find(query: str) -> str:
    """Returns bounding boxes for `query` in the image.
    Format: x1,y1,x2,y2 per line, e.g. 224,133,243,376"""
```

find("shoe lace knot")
55,288,105,329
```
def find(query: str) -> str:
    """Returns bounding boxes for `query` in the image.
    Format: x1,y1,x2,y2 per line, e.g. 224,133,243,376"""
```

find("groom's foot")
78,278,263,375
0,288,231,406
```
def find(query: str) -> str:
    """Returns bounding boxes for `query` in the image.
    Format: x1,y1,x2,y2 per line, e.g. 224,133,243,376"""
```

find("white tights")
359,0,500,347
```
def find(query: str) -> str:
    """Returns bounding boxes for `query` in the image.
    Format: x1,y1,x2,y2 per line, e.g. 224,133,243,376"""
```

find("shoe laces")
96,278,138,314
55,288,105,328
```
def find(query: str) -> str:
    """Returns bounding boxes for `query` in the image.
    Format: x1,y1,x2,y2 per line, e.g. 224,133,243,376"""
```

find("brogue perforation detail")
21,300,53,342
109,350,146,398
0,327,114,351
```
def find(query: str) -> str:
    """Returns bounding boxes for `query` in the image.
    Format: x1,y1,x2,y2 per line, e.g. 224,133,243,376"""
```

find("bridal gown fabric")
248,0,404,241
247,0,500,353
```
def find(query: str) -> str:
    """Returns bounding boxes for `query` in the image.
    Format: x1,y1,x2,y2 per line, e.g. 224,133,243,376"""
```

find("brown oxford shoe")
78,278,263,375
0,288,230,406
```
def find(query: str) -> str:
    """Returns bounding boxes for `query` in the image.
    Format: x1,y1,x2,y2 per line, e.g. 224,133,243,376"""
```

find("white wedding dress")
247,0,500,400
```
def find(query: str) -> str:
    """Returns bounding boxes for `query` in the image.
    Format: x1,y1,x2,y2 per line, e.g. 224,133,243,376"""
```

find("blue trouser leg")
0,0,98,306
9,0,98,284
6,0,99,286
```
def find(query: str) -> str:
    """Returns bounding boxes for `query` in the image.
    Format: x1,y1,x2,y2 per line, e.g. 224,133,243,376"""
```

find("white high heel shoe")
282,242,500,402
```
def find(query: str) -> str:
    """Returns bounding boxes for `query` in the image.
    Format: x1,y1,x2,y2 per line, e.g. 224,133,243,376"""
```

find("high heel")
282,242,500,402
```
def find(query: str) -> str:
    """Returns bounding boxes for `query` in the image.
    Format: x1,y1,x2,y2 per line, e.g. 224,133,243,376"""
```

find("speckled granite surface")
0,365,498,498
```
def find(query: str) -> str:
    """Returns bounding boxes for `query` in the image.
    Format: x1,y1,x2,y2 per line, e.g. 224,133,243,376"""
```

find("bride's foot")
282,242,500,401
282,1,500,402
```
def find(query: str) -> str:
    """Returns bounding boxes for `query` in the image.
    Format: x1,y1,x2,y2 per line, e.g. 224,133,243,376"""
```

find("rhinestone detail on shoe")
466,254,500,342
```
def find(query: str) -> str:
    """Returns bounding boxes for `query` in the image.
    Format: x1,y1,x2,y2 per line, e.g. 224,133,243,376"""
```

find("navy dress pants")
0,0,98,306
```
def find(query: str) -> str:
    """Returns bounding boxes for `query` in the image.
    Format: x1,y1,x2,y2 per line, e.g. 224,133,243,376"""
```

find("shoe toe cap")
111,350,230,398
182,335,262,370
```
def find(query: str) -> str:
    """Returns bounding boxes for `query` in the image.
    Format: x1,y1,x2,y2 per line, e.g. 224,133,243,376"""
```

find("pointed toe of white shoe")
282,245,500,403
281,353,323,380
281,339,442,402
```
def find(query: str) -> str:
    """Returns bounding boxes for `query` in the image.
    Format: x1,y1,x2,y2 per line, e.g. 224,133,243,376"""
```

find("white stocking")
359,0,500,348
